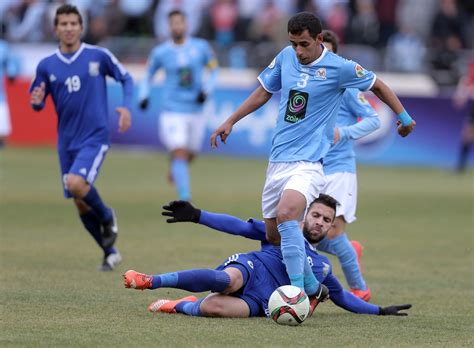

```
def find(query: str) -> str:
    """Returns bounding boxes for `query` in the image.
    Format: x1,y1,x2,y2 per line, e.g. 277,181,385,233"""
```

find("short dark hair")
308,194,339,220
54,4,83,27
322,30,339,53
168,9,185,19
287,12,322,38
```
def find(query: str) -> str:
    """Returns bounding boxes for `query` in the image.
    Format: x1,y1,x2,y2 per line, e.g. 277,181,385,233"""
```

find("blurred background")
1,0,474,169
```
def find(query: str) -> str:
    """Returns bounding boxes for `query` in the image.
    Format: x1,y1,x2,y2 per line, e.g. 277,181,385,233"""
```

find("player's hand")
333,128,341,144
30,82,46,105
162,200,201,223
397,120,416,137
139,98,149,110
379,304,412,316
315,283,329,303
196,91,207,104
210,121,233,148
116,107,131,133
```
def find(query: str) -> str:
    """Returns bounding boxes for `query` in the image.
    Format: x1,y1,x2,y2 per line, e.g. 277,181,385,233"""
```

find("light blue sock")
171,159,191,201
303,256,320,296
175,298,205,316
317,234,367,290
278,220,306,291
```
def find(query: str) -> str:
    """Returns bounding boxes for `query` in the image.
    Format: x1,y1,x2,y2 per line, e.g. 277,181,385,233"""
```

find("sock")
175,298,205,316
317,234,367,290
79,210,104,250
278,220,306,290
303,256,319,296
150,269,231,292
171,159,191,201
82,186,112,222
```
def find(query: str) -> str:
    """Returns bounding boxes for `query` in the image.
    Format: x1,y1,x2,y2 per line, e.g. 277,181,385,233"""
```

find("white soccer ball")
268,285,310,326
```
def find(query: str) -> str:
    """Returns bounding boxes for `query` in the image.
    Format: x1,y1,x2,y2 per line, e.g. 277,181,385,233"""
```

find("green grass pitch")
1,147,473,347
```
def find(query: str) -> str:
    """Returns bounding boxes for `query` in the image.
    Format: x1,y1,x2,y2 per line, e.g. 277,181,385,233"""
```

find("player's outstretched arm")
210,86,272,148
370,78,416,137
161,201,267,241
379,304,412,316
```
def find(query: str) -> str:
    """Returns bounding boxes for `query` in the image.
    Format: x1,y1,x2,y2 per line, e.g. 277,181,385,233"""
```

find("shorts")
262,161,326,219
322,172,357,223
0,101,11,137
158,111,207,152
216,253,280,317
58,144,109,198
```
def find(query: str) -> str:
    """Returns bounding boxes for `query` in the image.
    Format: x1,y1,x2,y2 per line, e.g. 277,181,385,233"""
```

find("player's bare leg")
200,293,251,317
170,148,192,201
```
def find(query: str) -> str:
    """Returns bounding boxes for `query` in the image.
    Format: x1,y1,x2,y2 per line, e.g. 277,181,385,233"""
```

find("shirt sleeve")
338,90,381,141
29,61,49,111
323,274,380,315
138,47,162,102
198,211,267,242
100,48,134,110
257,51,283,93
339,59,376,91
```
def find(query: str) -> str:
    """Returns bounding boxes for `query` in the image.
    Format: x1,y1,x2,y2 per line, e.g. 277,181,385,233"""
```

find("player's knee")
276,208,299,224
66,175,88,197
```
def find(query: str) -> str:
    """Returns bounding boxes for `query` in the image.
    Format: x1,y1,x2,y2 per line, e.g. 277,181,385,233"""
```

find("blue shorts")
216,253,280,317
58,144,109,198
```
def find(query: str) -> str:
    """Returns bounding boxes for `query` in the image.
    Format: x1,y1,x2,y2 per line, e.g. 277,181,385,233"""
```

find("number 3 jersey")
30,43,133,151
258,45,376,163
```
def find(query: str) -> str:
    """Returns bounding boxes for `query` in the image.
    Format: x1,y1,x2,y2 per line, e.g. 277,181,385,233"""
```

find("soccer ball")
268,285,310,326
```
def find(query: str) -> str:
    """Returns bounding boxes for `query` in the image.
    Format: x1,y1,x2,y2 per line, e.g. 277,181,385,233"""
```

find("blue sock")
317,234,367,290
278,220,306,290
82,186,112,223
175,298,205,316
151,269,231,292
303,256,320,296
171,159,191,201
79,210,104,249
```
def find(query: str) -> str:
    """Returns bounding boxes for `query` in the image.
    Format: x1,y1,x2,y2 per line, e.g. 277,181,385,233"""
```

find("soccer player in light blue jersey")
124,198,411,318
211,12,416,298
139,10,218,202
317,30,381,302
29,5,133,271
0,39,20,146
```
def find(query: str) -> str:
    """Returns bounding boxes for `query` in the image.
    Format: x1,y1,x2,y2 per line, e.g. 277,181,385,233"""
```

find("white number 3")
65,75,81,93
297,73,309,88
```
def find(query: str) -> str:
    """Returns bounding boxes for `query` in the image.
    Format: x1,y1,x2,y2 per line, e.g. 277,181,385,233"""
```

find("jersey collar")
55,43,85,64
303,44,328,67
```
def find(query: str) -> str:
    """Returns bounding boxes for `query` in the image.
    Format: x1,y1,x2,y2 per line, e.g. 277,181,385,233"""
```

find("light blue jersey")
324,89,380,175
30,43,133,151
139,37,218,114
0,40,20,103
258,45,376,163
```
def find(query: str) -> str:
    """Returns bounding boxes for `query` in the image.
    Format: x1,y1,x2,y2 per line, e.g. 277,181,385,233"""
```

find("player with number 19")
29,4,133,271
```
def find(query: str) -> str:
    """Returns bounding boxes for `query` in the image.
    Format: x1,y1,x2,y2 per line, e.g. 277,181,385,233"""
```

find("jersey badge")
357,92,369,104
315,68,327,80
355,64,366,78
89,62,100,76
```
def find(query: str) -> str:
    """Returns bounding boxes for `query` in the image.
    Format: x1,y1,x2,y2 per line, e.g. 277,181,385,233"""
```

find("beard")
302,222,327,244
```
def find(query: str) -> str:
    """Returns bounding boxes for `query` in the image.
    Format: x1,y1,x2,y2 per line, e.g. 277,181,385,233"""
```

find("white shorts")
322,172,358,223
0,102,11,137
262,161,326,219
158,111,207,153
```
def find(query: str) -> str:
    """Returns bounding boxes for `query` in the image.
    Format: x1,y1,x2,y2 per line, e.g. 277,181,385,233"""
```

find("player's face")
55,14,82,49
302,203,335,244
169,14,187,42
289,30,323,65
323,41,334,53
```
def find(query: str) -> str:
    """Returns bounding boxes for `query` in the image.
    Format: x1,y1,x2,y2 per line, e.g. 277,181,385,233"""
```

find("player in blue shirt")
123,197,411,318
211,12,416,298
0,39,20,146
317,30,381,302
29,5,133,271
139,10,218,202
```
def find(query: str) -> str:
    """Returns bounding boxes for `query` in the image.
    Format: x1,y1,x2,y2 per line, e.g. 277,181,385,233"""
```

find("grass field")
1,147,473,347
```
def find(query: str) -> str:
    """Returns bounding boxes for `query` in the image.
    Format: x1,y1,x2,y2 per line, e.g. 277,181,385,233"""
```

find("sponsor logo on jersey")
355,64,366,78
315,68,327,80
89,62,100,76
285,89,308,123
